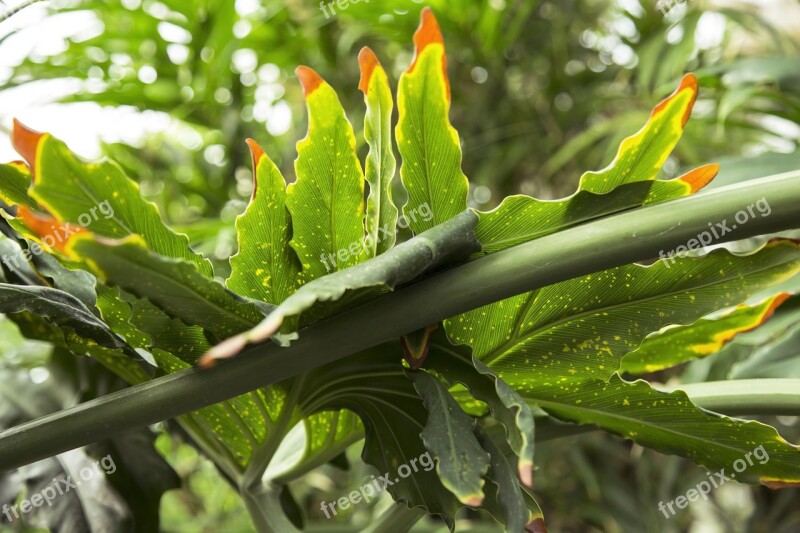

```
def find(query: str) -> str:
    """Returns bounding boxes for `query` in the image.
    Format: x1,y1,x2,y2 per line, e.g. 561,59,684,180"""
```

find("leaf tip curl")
17,205,86,252
678,163,719,193
519,460,534,488
198,312,286,367
410,7,449,100
526,517,548,533
652,73,698,127
295,65,324,97
199,335,248,368
12,119,45,173
358,46,380,93
244,138,265,197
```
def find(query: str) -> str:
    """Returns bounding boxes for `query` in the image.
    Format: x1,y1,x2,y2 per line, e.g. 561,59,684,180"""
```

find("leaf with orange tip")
287,66,366,283
11,119,44,174
15,205,86,253
226,139,300,305
359,47,398,256
396,7,468,234
476,74,708,255
11,123,212,277
620,293,791,374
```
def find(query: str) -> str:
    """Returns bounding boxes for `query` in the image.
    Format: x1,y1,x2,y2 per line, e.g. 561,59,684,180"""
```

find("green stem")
0,172,799,470
664,379,800,415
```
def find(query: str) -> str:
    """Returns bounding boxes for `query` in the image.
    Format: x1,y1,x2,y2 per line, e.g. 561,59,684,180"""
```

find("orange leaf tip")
244,139,265,198
358,47,380,93
678,163,719,193
17,205,86,252
409,7,449,101
295,66,324,97
12,119,45,174
652,73,698,128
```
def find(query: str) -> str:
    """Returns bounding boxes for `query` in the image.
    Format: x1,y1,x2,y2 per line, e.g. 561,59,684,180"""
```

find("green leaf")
426,332,535,487
12,121,212,277
476,75,714,255
70,235,266,339
300,345,463,526
621,294,790,374
95,283,211,364
523,374,800,487
359,47,399,256
288,66,365,283
445,241,800,391
396,8,468,233
203,210,479,362
0,283,126,352
408,369,490,506
474,425,535,533
227,140,300,305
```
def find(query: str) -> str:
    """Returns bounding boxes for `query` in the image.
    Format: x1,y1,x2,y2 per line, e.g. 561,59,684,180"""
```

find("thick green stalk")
665,379,800,415
0,172,798,471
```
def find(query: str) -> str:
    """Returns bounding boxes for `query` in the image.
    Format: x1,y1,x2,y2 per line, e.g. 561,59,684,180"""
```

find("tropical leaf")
476,74,714,255
288,66,365,283
359,47,399,256
621,293,791,374
227,140,300,305
300,345,463,527
396,8,469,233
68,235,266,340
474,425,536,533
445,241,800,392
10,120,212,277
522,374,800,487
94,284,211,364
426,332,535,487
408,369,490,506
202,210,479,363
0,284,126,352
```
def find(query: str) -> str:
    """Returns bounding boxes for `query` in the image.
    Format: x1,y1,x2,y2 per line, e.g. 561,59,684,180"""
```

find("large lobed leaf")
476,75,717,255
445,241,800,392
9,121,212,277
227,140,300,306
396,7,469,234
288,66,366,283
359,47,399,256
621,293,791,374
